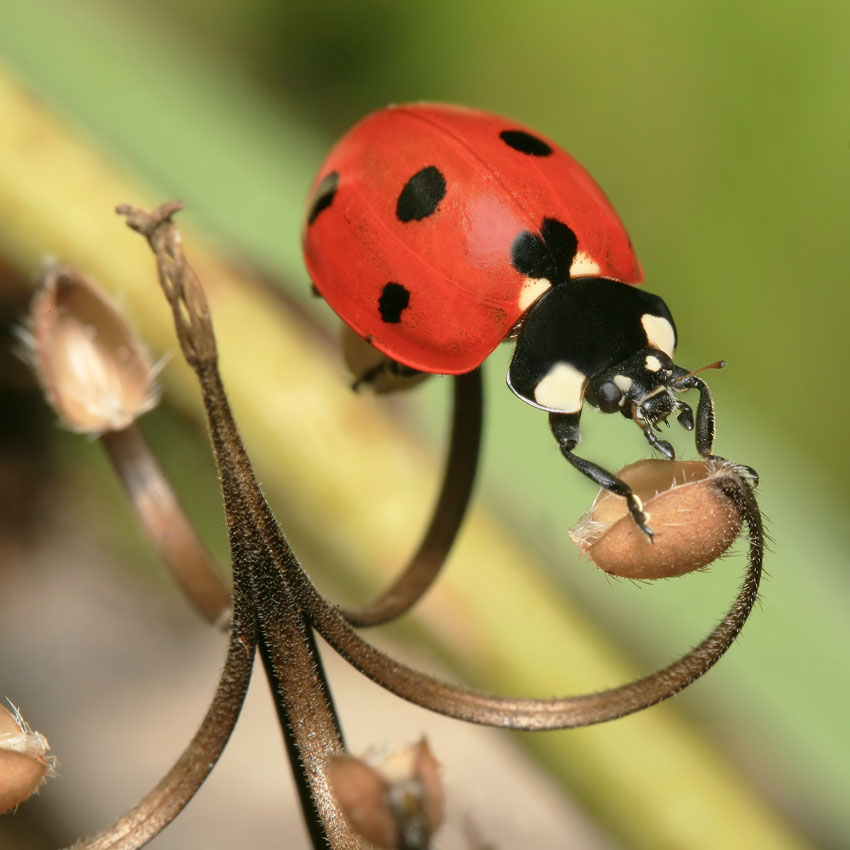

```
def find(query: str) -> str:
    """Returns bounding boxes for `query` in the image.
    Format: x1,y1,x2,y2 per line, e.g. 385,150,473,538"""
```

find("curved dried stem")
116,202,216,371
342,369,483,627
290,470,763,729
118,202,363,848
68,591,256,850
101,423,231,628
196,362,364,849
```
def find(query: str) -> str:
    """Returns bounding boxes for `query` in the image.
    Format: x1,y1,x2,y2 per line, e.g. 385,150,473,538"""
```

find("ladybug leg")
351,359,387,390
675,399,695,431
641,424,676,460
351,358,421,391
671,369,715,457
671,369,759,485
735,464,760,485
549,412,654,538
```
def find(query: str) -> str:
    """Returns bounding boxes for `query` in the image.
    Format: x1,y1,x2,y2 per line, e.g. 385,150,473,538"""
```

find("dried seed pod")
0,703,57,813
570,459,745,579
21,263,158,433
328,738,443,849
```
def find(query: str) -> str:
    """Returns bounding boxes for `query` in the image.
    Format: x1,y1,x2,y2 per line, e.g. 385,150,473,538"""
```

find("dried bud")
328,738,443,849
570,459,745,579
21,263,158,433
0,702,57,813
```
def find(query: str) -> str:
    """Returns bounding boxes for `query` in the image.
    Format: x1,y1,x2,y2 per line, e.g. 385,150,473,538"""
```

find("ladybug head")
506,277,735,537
507,279,722,462
586,349,686,426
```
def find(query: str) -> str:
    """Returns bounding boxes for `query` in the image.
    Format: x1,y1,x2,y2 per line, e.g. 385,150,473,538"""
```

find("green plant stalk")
0,67,809,850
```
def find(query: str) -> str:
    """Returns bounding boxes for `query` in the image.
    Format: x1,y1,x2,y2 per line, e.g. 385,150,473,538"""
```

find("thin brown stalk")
342,369,483,627
168,282,762,730
198,363,363,849
100,423,231,627
68,588,257,850
118,202,364,848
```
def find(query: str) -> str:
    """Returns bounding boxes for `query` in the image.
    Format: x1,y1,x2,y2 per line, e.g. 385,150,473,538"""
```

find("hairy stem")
292,473,763,728
197,363,364,849
119,201,361,848
127,198,761,731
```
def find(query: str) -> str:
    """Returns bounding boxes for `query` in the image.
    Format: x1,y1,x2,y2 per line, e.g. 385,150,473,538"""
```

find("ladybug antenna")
676,359,725,382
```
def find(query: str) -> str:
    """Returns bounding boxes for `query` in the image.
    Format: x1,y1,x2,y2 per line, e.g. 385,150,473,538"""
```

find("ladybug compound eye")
596,380,622,413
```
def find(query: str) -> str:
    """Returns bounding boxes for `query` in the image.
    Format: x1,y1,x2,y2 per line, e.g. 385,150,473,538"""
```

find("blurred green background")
0,1,848,848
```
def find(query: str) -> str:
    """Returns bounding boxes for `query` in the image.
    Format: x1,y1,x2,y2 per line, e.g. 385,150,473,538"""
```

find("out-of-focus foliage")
1,0,848,848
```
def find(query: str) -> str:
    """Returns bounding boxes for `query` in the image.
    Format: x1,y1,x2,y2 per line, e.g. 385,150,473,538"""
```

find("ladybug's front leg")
549,413,653,538
671,368,759,484
641,424,676,460
671,369,716,457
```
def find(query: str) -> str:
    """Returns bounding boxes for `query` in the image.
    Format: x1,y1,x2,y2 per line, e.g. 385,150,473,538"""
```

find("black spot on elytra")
510,218,578,284
499,129,553,157
307,171,339,225
396,166,446,222
378,282,410,323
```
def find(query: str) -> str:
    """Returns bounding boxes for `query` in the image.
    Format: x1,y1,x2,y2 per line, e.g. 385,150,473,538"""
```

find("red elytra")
303,103,642,375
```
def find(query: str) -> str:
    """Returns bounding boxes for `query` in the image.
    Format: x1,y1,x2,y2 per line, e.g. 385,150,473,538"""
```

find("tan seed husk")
23,264,158,433
571,459,744,579
0,704,56,813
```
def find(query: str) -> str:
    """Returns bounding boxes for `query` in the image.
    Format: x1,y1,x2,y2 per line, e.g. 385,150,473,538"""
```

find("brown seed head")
327,738,443,849
21,263,159,433
0,703,57,813
570,459,745,579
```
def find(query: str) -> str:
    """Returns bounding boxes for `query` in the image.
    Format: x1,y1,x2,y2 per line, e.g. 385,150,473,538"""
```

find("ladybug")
303,103,725,536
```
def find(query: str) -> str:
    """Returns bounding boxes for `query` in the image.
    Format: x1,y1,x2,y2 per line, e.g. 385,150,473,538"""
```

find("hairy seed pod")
0,703,57,813
22,263,159,433
570,459,745,579
328,738,443,849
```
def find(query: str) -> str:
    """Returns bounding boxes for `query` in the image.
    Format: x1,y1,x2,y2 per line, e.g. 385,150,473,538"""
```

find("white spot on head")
533,362,587,412
517,277,551,311
641,314,676,356
570,251,601,277
613,374,632,393
645,354,662,372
